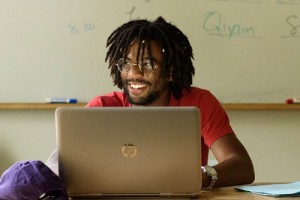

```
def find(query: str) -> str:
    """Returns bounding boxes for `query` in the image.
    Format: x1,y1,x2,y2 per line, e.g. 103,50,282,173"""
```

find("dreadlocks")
105,16,195,100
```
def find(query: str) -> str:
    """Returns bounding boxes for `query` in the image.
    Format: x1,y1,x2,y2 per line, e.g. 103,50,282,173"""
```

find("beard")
122,79,163,106
124,88,161,106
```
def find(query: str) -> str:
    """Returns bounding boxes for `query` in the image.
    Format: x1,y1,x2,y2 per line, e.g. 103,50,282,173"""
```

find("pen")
286,98,300,104
46,98,77,104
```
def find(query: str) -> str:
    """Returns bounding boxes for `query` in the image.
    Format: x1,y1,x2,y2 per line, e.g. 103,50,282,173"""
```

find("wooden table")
68,186,298,199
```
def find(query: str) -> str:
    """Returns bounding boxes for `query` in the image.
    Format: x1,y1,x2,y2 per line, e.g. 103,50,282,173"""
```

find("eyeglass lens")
117,58,157,73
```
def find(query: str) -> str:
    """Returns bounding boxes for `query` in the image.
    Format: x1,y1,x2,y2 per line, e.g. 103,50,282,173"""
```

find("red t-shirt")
86,87,234,165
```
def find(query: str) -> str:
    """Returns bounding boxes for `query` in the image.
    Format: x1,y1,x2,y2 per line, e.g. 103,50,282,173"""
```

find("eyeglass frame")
116,58,160,73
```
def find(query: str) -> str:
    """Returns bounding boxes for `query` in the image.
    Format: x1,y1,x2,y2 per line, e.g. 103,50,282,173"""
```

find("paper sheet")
235,181,300,197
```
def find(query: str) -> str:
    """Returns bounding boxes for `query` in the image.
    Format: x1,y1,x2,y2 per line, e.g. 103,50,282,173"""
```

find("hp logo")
121,143,137,158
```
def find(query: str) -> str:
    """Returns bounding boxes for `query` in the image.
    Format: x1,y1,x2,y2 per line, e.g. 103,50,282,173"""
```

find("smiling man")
0,16,255,199
85,17,255,189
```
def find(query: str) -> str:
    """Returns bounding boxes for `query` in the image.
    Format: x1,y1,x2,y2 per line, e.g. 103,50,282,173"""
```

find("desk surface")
69,186,297,200
199,186,297,199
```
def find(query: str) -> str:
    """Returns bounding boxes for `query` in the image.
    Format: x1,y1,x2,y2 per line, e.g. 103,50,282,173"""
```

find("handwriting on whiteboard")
277,0,300,4
126,0,151,20
68,23,95,35
202,11,259,39
285,15,300,37
67,0,151,34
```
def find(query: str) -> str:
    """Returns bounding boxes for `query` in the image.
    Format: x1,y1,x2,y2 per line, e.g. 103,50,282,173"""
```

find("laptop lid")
55,107,202,198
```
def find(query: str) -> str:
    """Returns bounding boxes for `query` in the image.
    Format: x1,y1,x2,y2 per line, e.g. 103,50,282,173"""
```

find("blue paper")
235,181,300,197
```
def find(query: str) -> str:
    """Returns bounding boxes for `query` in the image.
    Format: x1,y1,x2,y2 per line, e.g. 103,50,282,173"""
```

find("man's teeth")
131,84,146,89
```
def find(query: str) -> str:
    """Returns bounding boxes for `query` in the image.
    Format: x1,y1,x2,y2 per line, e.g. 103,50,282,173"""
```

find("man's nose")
127,64,144,77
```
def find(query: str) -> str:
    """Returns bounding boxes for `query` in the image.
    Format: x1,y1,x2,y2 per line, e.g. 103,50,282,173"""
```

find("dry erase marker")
286,98,300,104
46,98,77,104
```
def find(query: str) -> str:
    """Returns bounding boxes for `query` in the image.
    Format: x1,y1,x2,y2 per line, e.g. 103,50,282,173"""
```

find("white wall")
225,110,300,182
0,110,56,173
1,109,299,182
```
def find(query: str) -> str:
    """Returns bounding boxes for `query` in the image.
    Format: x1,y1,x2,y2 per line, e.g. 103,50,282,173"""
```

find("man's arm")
202,134,255,188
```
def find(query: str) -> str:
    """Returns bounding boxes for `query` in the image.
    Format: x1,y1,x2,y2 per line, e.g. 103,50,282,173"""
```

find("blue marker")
46,98,77,104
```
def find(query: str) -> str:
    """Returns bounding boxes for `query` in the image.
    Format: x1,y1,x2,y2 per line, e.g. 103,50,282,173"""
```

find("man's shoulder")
174,87,220,107
86,91,129,107
187,87,211,94
182,87,215,100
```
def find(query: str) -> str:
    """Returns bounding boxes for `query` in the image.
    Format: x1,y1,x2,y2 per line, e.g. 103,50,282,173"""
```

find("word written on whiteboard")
207,0,262,4
68,23,96,35
126,0,151,20
282,15,300,38
202,11,259,39
126,6,138,20
277,0,300,5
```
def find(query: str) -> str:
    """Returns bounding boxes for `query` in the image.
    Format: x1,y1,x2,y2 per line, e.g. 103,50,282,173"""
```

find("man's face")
121,40,170,106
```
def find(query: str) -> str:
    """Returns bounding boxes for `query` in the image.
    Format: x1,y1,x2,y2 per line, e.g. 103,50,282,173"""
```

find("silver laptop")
55,107,202,199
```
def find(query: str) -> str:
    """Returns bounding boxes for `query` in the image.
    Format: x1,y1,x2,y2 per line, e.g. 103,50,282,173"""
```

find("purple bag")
0,160,67,200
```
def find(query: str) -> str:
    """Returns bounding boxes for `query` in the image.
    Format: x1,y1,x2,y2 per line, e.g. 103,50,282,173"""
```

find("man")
84,16,255,189
0,16,254,199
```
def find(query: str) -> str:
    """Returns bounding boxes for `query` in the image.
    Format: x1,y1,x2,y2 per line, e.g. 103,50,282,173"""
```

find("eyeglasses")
116,58,159,73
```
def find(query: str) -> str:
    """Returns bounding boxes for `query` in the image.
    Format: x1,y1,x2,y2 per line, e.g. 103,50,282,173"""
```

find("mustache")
124,79,151,85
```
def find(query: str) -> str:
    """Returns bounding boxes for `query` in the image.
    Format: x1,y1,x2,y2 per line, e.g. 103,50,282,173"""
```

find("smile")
130,83,147,89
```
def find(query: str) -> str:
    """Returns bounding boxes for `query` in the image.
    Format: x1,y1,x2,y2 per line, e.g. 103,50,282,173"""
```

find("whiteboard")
1,0,299,103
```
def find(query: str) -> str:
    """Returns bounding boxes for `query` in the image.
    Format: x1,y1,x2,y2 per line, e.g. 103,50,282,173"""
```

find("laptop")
55,107,202,199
